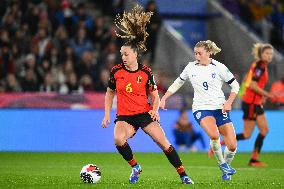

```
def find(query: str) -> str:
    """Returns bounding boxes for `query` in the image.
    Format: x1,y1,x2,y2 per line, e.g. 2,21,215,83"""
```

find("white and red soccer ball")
80,164,101,183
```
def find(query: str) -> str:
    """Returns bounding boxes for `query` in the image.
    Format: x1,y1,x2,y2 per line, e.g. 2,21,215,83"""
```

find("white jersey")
179,59,235,112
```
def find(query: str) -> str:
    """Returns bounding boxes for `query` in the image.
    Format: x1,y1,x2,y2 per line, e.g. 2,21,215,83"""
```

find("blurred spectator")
53,26,69,54
31,28,53,58
37,58,52,83
80,74,94,92
75,51,98,80
72,2,93,31
145,0,162,62
0,79,5,93
173,108,206,152
25,4,40,36
0,42,14,79
60,45,77,63
94,68,109,92
13,24,31,54
5,73,21,92
69,27,93,58
40,72,57,92
59,72,83,94
21,68,39,92
56,59,75,85
91,16,110,51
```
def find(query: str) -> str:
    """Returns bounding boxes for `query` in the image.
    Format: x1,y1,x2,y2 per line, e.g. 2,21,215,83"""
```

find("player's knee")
260,128,269,136
209,134,219,140
243,132,252,139
114,135,126,146
228,143,237,152
158,138,171,150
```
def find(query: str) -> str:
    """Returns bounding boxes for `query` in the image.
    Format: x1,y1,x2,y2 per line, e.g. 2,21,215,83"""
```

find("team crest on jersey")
196,112,202,119
255,69,262,77
212,73,216,78
137,76,142,83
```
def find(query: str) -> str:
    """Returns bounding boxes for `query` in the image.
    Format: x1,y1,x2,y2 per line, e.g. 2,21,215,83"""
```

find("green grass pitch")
0,152,283,189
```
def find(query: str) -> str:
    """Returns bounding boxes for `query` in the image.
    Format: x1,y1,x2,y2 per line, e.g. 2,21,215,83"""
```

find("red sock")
251,150,259,161
176,166,185,174
128,158,137,167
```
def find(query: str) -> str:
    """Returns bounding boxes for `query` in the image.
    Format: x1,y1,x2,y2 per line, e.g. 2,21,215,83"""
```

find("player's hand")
148,110,160,122
267,92,276,99
102,114,110,128
159,98,167,110
222,101,232,113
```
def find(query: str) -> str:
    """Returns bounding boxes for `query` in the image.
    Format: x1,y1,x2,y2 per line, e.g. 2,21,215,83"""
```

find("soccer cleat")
208,148,214,159
181,176,194,184
248,160,268,167
129,164,142,184
222,173,232,181
219,163,236,175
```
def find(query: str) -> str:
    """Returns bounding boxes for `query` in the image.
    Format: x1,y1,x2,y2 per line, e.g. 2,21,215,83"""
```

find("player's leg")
114,121,137,164
219,123,237,163
142,122,194,184
218,123,237,181
199,116,227,165
114,121,141,183
236,119,255,140
249,113,269,166
236,102,257,141
215,110,237,180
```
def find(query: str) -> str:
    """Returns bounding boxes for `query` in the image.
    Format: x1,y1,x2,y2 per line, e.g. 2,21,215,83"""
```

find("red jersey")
108,63,157,116
242,60,268,105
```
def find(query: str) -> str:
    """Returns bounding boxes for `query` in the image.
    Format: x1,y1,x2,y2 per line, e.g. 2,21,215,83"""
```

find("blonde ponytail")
195,40,221,55
252,43,273,60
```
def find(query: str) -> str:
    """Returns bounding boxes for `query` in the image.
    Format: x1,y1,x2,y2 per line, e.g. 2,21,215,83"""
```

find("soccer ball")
80,164,101,183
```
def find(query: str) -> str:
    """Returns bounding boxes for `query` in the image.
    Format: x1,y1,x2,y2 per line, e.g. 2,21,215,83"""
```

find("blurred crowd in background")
221,0,284,53
0,0,161,94
0,0,283,109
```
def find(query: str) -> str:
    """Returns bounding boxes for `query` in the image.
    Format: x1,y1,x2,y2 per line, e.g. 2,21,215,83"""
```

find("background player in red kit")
237,43,275,166
101,5,193,184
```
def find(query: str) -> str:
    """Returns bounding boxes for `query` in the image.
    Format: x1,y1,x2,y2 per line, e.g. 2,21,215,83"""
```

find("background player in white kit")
160,40,240,181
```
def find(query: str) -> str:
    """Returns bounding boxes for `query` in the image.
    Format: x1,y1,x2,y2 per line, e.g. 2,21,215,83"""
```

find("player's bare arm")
223,92,237,113
250,81,275,99
102,88,115,128
149,89,160,122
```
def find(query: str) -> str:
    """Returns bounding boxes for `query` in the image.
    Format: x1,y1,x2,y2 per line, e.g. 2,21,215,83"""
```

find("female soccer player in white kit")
160,40,240,181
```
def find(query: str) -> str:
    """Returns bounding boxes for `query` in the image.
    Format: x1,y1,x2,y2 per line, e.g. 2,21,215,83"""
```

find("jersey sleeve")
219,63,235,84
252,65,265,82
108,70,116,90
146,70,158,92
179,64,190,81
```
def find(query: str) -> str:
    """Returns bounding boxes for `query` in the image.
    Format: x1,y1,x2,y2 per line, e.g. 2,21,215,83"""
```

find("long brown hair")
114,5,153,53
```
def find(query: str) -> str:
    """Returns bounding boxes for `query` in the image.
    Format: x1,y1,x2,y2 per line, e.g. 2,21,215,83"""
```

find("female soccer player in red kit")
101,5,193,184
237,43,275,166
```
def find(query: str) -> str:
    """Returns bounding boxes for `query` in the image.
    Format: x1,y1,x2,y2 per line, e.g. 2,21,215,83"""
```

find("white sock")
210,139,225,165
224,147,236,164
